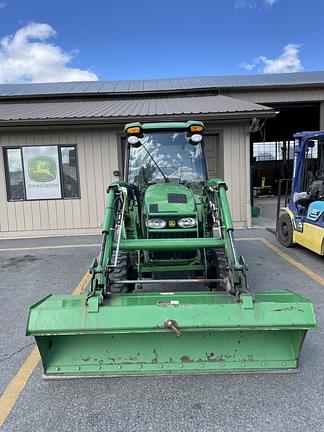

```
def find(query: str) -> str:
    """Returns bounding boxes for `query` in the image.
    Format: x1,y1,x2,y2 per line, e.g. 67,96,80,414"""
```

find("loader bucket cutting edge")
26,291,316,377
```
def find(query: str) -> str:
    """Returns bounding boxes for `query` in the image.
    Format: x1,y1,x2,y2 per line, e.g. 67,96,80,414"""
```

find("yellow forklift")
277,131,324,255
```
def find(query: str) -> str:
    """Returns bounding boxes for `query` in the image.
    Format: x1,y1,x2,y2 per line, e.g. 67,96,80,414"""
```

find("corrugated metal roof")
0,71,324,98
0,95,273,122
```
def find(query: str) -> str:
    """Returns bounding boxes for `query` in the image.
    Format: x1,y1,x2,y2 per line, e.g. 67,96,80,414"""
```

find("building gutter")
0,110,276,129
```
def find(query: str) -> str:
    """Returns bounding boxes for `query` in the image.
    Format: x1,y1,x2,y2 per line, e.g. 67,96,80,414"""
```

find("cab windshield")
127,132,206,184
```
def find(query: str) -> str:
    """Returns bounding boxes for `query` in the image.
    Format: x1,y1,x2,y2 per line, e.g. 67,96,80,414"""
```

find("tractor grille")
149,231,197,239
149,231,197,260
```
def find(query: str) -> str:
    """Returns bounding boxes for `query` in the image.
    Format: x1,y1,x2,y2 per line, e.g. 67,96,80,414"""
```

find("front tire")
277,212,294,247
108,251,137,293
207,247,227,291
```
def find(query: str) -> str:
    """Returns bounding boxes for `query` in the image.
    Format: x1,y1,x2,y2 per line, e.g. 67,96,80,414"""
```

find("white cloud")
0,2,7,9
264,0,279,5
0,22,98,83
235,0,257,9
235,0,279,8
260,44,303,73
240,44,303,74
240,61,256,71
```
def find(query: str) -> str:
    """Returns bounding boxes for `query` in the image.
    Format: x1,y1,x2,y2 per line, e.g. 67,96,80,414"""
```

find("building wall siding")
205,121,250,228
0,128,119,237
0,121,250,237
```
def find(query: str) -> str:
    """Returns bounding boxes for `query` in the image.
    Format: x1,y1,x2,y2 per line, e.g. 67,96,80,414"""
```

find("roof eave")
0,110,276,128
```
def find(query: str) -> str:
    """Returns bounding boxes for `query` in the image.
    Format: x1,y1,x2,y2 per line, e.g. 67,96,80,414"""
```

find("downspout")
246,125,252,228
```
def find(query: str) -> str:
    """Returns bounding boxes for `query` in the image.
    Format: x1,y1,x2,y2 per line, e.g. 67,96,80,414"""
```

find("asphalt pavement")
1,229,323,432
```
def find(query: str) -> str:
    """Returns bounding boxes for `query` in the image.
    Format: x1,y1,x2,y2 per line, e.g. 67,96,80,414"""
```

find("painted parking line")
0,270,91,427
0,243,100,253
237,237,324,287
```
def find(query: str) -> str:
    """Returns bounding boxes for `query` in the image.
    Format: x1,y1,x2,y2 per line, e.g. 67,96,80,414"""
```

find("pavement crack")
0,342,35,362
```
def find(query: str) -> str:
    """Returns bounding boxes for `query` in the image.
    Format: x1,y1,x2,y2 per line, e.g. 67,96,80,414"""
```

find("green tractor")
27,121,316,377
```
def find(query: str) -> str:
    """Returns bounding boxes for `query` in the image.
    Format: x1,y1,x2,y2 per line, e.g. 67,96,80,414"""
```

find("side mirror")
308,140,315,148
127,135,142,148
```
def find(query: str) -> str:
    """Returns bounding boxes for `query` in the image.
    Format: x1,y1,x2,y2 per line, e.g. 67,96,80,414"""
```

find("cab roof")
294,131,324,140
123,120,204,133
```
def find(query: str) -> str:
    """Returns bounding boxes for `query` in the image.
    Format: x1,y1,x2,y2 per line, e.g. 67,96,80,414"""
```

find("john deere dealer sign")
23,146,62,199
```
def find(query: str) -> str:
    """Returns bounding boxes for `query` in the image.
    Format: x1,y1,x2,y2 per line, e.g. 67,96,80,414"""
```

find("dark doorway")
250,103,320,227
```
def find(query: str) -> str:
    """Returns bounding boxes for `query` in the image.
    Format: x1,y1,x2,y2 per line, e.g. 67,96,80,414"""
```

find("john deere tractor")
27,121,316,377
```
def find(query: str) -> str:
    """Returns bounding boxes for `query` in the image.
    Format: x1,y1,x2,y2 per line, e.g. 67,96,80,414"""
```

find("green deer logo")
28,156,57,182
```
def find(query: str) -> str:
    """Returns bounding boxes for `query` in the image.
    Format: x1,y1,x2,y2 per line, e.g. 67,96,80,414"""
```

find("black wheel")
277,213,295,247
108,251,137,293
207,247,227,291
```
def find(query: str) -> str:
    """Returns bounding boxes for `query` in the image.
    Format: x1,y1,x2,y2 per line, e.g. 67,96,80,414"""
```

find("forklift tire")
277,213,295,248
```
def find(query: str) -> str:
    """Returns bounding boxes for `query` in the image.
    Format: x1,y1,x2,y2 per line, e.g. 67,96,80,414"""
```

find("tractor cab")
125,121,207,186
124,121,209,269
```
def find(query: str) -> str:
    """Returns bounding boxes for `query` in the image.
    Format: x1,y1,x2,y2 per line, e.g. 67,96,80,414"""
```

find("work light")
178,217,196,228
190,134,203,144
147,218,167,229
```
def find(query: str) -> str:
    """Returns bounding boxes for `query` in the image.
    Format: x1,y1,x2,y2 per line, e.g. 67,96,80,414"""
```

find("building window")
60,147,79,198
4,145,80,201
5,148,25,200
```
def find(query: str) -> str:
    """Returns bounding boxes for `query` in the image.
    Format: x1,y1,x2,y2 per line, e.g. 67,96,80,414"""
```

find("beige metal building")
1,71,324,238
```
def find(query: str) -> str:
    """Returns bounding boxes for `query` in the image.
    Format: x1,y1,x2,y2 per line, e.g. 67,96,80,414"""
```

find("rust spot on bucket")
152,349,158,363
272,306,304,313
206,352,214,361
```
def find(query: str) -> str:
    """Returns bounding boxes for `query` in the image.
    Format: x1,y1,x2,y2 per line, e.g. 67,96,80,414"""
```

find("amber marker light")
190,125,204,133
127,126,141,134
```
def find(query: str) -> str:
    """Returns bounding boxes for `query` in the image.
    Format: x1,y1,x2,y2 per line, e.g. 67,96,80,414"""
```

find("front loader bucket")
26,291,316,377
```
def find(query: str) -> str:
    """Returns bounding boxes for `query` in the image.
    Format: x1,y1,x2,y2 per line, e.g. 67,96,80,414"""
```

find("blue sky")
0,0,323,83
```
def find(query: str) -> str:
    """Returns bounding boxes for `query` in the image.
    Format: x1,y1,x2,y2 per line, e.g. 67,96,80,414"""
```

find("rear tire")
277,213,295,247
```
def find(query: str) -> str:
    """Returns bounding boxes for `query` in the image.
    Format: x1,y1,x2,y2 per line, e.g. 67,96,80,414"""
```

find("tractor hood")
144,183,196,215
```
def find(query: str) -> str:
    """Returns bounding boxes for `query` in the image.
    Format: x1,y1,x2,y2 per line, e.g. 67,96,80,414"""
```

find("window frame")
3,144,81,202
3,146,26,201
58,145,81,200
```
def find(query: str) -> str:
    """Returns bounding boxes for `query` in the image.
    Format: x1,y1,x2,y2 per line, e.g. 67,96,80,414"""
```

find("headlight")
147,218,167,229
178,217,196,228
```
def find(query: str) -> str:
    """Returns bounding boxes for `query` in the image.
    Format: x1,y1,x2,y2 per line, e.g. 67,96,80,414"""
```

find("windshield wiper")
142,143,169,182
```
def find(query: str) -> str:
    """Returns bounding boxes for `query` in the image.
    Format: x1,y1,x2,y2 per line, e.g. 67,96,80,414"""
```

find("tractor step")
26,291,316,377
